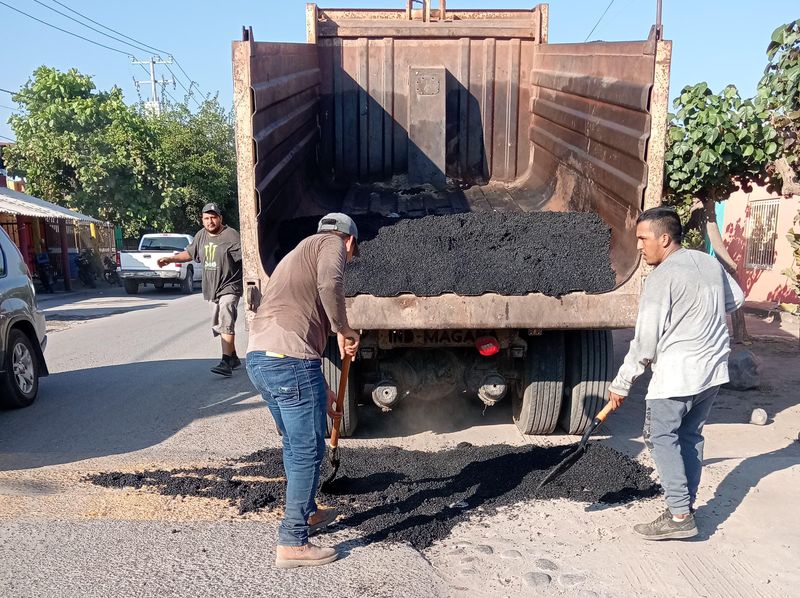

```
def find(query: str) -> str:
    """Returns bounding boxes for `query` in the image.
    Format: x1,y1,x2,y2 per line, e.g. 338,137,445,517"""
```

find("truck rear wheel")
559,330,614,434
513,332,565,435
323,338,359,438
181,267,194,294
123,280,139,295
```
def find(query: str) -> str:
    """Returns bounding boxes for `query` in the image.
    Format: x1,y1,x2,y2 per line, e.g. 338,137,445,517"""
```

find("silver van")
0,227,48,408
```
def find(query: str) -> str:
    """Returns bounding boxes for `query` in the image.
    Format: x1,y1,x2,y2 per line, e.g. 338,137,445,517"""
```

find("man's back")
248,233,348,360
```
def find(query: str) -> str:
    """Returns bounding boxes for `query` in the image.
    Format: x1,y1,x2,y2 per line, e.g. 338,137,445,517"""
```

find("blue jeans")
644,386,719,515
246,352,327,546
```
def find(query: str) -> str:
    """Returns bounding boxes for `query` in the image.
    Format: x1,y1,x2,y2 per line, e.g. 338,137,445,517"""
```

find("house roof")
0,186,99,223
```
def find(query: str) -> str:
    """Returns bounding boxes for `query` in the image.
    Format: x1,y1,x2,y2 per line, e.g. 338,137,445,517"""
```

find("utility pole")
132,56,174,115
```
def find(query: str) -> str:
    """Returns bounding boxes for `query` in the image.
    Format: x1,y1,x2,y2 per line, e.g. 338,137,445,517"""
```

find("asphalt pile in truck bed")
88,443,659,550
344,212,616,297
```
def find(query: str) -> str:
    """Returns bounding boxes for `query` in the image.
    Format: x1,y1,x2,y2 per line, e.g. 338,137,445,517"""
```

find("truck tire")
123,280,139,295
513,331,565,435
0,328,40,409
181,267,194,294
323,337,358,438
560,330,614,435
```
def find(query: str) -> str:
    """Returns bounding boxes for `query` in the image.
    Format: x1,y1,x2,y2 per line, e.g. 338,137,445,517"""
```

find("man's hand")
337,329,360,361
156,257,171,268
607,390,627,411
327,388,341,419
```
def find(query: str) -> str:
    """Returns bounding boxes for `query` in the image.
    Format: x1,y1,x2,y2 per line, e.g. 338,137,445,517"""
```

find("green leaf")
771,24,786,45
766,141,778,155
743,145,755,156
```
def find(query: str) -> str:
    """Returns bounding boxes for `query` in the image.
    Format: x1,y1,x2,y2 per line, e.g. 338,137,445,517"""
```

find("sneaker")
275,543,338,569
210,360,233,377
633,509,698,540
228,355,242,369
308,507,339,535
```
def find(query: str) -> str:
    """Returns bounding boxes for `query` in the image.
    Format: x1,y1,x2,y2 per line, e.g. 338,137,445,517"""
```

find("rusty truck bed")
232,3,672,330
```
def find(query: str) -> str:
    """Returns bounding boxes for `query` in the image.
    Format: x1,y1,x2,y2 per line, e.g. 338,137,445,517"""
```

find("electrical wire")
0,0,133,56
47,0,168,55
30,0,153,55
585,0,616,42
0,104,21,112
43,0,204,97
0,133,15,141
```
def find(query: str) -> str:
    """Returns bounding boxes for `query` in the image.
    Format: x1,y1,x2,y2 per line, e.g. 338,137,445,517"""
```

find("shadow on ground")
0,359,258,471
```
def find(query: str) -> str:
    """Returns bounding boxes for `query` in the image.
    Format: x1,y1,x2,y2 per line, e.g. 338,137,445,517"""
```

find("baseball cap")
318,212,359,255
202,202,222,215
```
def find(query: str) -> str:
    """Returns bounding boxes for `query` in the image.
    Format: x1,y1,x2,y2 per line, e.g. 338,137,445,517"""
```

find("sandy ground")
0,288,797,598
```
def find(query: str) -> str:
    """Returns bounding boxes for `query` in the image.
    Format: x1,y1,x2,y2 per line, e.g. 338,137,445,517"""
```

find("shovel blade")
320,446,340,490
535,445,587,492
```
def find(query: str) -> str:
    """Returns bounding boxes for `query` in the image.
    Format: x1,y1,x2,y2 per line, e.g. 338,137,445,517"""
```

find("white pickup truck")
118,233,202,295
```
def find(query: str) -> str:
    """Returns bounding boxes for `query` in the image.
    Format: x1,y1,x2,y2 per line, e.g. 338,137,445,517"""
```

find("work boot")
228,354,242,369
634,509,698,540
308,507,339,535
275,543,338,569
210,359,233,377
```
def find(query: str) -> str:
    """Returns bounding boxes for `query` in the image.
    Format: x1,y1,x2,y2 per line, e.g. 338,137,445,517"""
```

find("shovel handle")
328,354,351,450
596,400,615,423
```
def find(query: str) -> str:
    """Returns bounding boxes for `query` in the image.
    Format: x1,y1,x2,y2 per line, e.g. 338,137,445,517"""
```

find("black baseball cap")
202,202,222,215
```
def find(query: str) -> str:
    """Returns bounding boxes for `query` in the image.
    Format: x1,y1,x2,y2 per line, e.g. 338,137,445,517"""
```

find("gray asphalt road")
0,288,446,598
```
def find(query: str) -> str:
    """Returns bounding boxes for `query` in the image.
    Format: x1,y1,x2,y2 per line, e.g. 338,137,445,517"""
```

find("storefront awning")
0,186,100,223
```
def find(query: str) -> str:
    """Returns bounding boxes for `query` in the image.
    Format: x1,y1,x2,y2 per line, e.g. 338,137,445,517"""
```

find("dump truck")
232,2,672,437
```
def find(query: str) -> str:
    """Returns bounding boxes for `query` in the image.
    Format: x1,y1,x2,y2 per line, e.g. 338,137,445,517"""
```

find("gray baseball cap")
202,202,222,215
318,212,359,255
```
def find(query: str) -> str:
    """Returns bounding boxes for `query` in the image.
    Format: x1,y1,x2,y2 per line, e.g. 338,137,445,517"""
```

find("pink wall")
722,183,799,305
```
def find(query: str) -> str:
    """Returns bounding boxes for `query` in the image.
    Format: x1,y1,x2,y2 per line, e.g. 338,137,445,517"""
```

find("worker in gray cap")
158,202,243,377
246,212,360,568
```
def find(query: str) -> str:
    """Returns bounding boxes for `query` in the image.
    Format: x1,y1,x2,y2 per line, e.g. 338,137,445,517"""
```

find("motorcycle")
76,248,97,288
103,255,120,286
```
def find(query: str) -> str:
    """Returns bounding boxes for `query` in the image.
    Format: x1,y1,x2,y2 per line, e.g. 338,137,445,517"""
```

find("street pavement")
0,286,798,598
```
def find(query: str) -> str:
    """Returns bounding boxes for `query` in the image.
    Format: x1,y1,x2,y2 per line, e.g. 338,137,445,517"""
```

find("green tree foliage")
758,20,800,307
664,83,779,207
757,20,800,174
4,66,236,238
151,99,238,234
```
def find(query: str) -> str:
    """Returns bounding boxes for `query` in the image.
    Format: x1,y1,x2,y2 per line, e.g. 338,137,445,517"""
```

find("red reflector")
115,251,120,267
175,263,182,268
475,336,500,357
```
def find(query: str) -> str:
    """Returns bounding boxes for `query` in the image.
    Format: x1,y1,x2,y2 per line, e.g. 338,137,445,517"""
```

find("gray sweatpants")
643,385,719,515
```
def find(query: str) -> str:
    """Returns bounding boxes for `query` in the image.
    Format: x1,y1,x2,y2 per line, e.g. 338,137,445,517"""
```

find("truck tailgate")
119,251,175,271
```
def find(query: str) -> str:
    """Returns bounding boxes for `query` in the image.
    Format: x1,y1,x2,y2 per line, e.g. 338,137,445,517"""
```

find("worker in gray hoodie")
608,206,744,540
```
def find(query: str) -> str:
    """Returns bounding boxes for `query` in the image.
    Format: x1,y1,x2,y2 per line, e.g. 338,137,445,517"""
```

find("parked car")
118,233,201,295
0,227,48,408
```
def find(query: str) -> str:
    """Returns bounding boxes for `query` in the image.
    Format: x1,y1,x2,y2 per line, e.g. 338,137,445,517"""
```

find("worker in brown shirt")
246,213,360,569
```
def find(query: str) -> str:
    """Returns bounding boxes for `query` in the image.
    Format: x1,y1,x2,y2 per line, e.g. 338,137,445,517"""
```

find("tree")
150,97,238,234
5,67,238,239
663,83,780,341
757,20,800,312
5,66,165,236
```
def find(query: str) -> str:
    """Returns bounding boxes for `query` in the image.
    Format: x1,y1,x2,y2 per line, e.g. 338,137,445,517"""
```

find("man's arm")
723,268,745,314
317,237,359,357
608,275,672,398
157,251,192,268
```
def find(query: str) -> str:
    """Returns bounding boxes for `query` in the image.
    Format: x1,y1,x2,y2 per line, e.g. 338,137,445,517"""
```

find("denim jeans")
644,385,719,515
246,352,327,546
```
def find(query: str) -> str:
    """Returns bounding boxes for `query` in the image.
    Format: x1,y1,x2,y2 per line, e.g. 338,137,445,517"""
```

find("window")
140,236,190,251
744,199,780,270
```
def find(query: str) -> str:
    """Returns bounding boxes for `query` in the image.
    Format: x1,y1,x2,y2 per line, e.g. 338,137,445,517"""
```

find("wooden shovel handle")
596,400,615,423
329,354,351,449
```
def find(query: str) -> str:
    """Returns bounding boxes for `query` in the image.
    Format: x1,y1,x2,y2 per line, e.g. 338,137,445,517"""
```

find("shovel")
536,401,615,492
321,353,351,490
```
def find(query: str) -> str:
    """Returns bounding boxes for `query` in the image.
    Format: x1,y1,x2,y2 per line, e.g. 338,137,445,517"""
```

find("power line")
0,133,15,142
30,0,153,55
0,104,21,112
0,0,133,56
43,0,204,97
48,0,168,56
585,0,616,42
163,63,201,108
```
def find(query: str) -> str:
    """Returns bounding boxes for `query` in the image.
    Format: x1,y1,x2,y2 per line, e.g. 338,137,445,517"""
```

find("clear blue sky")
1,0,798,141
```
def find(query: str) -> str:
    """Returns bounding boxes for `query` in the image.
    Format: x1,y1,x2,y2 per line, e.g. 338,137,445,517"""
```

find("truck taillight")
115,251,120,267
475,336,500,357
175,263,182,268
